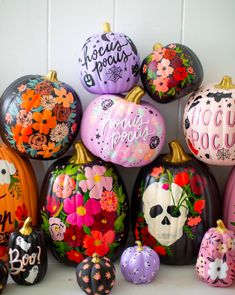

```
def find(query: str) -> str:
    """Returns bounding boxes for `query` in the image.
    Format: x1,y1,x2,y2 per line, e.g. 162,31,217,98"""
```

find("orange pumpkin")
0,145,38,261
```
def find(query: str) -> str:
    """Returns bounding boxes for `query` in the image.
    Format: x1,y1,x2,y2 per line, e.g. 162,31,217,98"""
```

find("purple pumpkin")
223,167,235,231
120,241,160,284
80,86,166,168
78,22,140,94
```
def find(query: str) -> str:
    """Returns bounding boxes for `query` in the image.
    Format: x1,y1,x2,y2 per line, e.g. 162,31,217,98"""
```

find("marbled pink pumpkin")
80,86,166,167
183,76,235,165
223,167,235,231
196,220,235,287
78,22,140,94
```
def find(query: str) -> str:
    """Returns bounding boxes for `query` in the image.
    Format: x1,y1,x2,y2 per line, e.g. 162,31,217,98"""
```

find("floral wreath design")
142,44,196,99
4,78,80,159
41,163,128,264
134,166,206,256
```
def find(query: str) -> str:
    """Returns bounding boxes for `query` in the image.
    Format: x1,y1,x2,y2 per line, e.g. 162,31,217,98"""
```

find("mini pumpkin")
183,75,235,165
223,167,235,231
132,140,221,264
78,22,140,94
140,43,203,103
0,70,82,160
120,241,160,284
76,254,116,295
8,217,47,285
80,86,166,167
196,220,235,287
40,141,129,265
0,145,38,261
0,260,8,292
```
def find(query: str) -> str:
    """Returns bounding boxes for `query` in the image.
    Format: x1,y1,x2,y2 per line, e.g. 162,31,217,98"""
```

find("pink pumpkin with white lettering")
196,220,235,287
183,76,235,165
223,167,235,231
80,86,166,167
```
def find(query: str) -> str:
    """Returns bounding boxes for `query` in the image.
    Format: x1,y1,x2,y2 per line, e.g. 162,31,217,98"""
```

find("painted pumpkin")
140,43,203,103
223,167,235,231
183,75,235,165
120,241,160,284
0,260,8,292
80,86,166,167
0,145,38,262
76,254,116,295
8,217,47,285
132,140,221,265
196,220,235,287
0,70,82,160
78,22,140,94
40,141,129,265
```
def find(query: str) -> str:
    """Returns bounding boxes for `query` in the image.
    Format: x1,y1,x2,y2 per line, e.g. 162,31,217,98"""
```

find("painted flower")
164,49,176,60
82,276,89,283
100,191,118,213
148,61,158,72
54,88,74,108
188,67,194,74
152,48,166,62
49,217,66,241
21,89,41,111
53,174,75,199
71,123,77,134
0,233,9,246
174,171,190,187
131,142,151,161
190,175,207,195
45,195,60,215
187,216,202,227
79,166,113,199
173,67,188,81
5,113,12,124
167,78,178,88
154,245,167,256
93,272,101,280
208,258,228,280
64,225,84,247
16,144,25,153
157,58,174,78
0,246,8,261
217,243,228,254
162,183,170,190
12,125,33,145
168,44,176,49
226,237,233,250
41,95,57,110
35,81,54,95
28,133,47,150
143,64,147,73
92,210,116,233
15,204,28,221
83,230,115,256
32,109,57,135
112,145,131,161
0,160,16,184
66,250,84,264
16,110,33,127
53,104,71,122
153,77,169,93
151,166,164,178
64,194,101,227
37,142,61,158
193,200,205,214
140,226,156,247
17,84,26,92
50,123,69,142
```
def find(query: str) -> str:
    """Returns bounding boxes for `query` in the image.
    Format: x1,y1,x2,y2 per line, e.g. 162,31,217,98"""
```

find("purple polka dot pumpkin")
78,22,140,94
120,241,160,284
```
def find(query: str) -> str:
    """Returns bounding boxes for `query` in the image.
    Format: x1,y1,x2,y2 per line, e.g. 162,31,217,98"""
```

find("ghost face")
143,182,188,246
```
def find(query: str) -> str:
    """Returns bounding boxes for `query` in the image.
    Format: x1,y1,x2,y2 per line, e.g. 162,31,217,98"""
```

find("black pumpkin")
76,253,116,295
0,260,8,292
132,140,221,265
8,217,47,285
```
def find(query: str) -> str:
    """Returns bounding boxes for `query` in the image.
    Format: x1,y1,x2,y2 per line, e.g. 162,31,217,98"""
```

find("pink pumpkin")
223,167,235,230
196,220,235,287
183,76,235,165
80,86,166,167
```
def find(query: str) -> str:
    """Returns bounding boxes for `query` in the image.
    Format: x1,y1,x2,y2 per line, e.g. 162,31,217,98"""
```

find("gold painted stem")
215,75,235,90
135,240,144,251
153,43,163,51
125,86,145,104
163,140,191,163
69,140,95,165
216,219,227,233
45,70,58,82
103,22,111,33
19,217,32,236
92,253,100,264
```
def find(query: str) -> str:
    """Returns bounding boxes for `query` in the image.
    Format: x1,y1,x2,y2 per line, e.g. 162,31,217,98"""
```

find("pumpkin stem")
153,43,163,51
69,140,95,165
19,217,32,236
216,219,227,233
163,140,191,163
103,22,111,33
92,253,100,264
215,75,235,90
125,86,145,104
135,240,144,251
45,70,58,82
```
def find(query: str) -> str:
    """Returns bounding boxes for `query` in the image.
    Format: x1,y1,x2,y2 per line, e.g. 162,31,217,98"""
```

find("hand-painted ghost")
16,236,31,252
25,265,39,284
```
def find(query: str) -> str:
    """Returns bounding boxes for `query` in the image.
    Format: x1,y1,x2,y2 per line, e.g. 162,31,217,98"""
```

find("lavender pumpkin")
78,22,140,94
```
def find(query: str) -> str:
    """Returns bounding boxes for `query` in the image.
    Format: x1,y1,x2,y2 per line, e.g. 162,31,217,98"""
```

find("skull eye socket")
167,205,181,217
150,205,163,218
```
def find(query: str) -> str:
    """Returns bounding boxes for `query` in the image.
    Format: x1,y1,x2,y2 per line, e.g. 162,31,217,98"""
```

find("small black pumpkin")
0,260,8,292
76,253,116,295
8,217,47,285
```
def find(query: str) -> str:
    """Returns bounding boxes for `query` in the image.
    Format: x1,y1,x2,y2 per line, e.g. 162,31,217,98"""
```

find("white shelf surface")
5,252,235,295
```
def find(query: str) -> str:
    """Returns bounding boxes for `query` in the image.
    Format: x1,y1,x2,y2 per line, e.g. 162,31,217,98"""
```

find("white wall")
0,0,235,197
